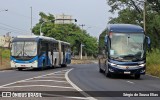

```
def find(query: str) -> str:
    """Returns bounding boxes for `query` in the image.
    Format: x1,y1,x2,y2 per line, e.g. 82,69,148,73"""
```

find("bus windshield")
109,33,145,61
11,42,37,57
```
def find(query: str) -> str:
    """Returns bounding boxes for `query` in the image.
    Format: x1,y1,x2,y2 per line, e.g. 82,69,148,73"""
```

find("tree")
32,12,98,57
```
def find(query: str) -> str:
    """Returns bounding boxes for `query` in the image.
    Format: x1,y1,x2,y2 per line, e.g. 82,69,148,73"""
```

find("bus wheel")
105,68,111,77
134,74,140,79
41,60,45,70
18,68,23,71
61,64,67,67
99,67,103,73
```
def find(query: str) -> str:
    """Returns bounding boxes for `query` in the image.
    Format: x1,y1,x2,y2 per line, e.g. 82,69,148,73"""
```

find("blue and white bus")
10,35,71,70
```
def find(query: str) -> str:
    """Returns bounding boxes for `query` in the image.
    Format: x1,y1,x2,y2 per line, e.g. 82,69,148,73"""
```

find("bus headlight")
109,62,117,66
139,63,145,67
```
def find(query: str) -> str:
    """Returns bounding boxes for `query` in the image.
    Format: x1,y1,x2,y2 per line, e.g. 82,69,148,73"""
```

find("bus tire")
54,59,57,66
61,64,67,67
134,74,140,79
105,68,111,77
99,60,103,73
41,60,45,70
18,68,23,71
99,67,103,73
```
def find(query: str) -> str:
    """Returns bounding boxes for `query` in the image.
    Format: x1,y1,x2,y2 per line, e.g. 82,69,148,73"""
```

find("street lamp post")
0,9,8,12
80,43,85,60
143,0,146,32
40,21,46,36
40,19,56,36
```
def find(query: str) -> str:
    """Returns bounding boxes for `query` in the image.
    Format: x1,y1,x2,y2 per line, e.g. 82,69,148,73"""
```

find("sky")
0,0,116,38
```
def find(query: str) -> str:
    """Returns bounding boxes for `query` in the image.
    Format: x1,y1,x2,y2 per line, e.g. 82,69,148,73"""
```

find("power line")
0,22,28,32
0,26,28,34
7,10,37,21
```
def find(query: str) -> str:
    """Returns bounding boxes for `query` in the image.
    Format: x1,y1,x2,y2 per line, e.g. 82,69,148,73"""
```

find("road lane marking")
20,80,67,83
65,68,97,100
0,85,74,89
53,74,65,75
0,70,13,73
37,76,65,79
0,69,70,88
65,97,90,100
127,81,134,84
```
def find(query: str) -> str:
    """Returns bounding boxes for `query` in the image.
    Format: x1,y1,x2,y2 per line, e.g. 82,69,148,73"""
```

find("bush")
146,49,160,77
0,48,10,59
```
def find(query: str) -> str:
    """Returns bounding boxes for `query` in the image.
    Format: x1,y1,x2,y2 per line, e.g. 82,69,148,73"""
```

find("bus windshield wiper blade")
121,54,141,61
24,52,32,58
111,56,123,61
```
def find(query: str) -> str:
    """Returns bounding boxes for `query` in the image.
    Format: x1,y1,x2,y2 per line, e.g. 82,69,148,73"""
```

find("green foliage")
32,12,98,56
0,48,10,59
146,49,160,77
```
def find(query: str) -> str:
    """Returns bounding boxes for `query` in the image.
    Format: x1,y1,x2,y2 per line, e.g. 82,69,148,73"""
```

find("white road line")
65,69,97,100
146,74,160,79
0,70,13,73
127,81,134,84
21,80,67,83
53,74,65,75
65,97,90,100
36,76,65,79
0,69,69,88
0,85,74,89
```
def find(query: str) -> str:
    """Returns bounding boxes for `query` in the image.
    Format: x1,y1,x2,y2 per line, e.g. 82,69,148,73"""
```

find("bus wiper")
24,52,32,58
111,56,123,61
121,54,134,58
17,51,23,56
121,54,141,61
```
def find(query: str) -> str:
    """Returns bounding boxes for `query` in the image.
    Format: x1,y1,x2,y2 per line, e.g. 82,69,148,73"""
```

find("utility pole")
79,24,85,31
79,24,85,60
143,0,146,32
30,6,33,35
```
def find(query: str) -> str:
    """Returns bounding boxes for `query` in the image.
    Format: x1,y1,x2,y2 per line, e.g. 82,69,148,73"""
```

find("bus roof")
12,35,58,43
108,24,144,33
58,40,70,45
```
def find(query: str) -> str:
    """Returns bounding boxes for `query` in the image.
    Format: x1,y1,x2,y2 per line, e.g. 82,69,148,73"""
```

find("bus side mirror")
104,35,108,46
146,36,151,50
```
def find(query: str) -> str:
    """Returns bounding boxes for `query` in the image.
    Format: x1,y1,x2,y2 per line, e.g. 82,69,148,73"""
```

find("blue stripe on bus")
11,56,38,63
66,52,71,64
38,53,51,68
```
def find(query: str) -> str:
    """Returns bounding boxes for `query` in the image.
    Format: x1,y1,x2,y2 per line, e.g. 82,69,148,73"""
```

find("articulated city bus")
98,24,151,79
10,35,71,70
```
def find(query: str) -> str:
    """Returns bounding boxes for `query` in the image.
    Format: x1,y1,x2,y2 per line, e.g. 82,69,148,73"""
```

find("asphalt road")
0,64,160,100
68,64,160,100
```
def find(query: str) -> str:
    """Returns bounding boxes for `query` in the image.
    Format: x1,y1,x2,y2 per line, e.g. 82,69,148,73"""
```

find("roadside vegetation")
146,49,160,77
0,48,10,70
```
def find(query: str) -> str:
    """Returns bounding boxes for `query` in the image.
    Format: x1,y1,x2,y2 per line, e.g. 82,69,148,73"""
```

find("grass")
146,49,160,77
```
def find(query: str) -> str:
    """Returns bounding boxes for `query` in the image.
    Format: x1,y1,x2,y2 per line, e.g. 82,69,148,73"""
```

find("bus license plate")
124,71,130,74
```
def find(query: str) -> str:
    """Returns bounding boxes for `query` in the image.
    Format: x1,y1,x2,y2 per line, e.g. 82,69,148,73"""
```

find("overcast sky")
0,0,116,38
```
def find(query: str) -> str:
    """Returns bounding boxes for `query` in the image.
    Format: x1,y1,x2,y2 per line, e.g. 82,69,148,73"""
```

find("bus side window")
53,43,58,52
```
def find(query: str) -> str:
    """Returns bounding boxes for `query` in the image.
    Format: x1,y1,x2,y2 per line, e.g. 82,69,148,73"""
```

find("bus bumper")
108,65,146,75
11,60,38,68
